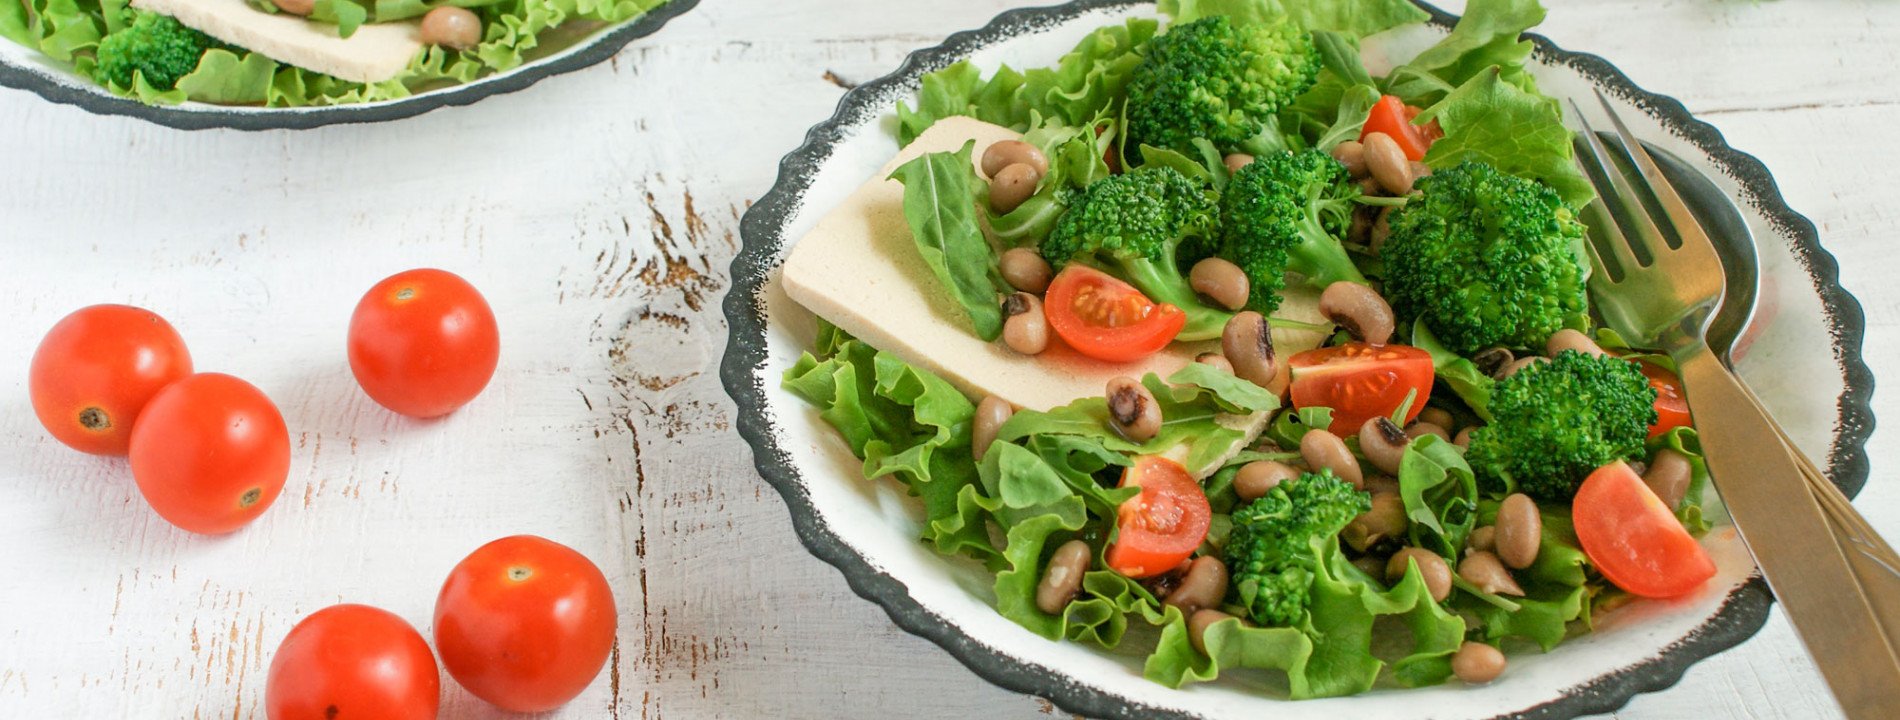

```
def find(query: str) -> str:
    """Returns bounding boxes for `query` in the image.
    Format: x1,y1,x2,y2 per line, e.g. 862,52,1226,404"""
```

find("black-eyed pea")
1300,429,1362,488
1106,376,1162,442
998,248,1053,294
1035,540,1092,614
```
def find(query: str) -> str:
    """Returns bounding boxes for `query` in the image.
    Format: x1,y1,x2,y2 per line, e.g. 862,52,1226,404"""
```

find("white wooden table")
0,1,1894,717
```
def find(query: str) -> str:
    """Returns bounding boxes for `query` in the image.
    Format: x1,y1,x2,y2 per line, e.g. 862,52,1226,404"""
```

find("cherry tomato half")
1638,360,1692,439
29,305,192,455
1106,456,1211,579
1362,95,1436,161
128,373,289,534
266,604,440,720
1573,461,1716,598
434,536,617,713
1043,266,1186,363
348,269,500,418
1288,342,1434,436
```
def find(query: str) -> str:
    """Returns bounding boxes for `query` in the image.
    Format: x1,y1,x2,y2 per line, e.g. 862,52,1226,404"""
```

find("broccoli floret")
1380,161,1590,355
1466,350,1658,502
1041,166,1231,340
1223,469,1370,627
1125,15,1319,155
94,12,214,91
1215,149,1368,313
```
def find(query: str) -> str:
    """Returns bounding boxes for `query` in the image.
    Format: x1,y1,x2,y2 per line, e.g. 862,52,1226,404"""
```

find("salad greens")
787,0,1722,701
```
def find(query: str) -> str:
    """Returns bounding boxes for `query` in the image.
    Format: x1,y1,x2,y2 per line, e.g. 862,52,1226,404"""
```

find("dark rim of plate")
0,0,699,131
718,1,1876,718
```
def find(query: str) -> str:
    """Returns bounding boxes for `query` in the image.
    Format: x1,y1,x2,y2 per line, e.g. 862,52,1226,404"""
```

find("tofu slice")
781,117,1334,415
133,0,423,84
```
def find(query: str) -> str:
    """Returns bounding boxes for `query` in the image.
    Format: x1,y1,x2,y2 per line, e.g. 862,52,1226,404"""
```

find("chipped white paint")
0,1,1894,718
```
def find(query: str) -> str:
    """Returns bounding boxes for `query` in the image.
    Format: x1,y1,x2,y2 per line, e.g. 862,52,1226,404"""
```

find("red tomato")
28,305,192,455
1106,456,1211,579
1043,266,1186,363
1361,95,1434,161
128,373,289,534
1638,360,1692,439
434,536,617,713
1573,461,1716,598
1288,342,1434,436
348,269,500,418
267,604,440,720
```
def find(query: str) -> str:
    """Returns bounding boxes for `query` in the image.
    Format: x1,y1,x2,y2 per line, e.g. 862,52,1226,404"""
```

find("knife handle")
1676,345,1900,718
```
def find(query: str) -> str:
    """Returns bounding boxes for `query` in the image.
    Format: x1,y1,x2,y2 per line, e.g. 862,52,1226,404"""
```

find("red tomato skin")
348,269,500,418
1573,461,1716,598
434,536,617,713
1638,360,1692,439
1287,343,1435,436
1043,266,1186,363
266,604,441,720
1361,95,1433,161
128,373,290,534
1106,457,1211,578
29,304,192,455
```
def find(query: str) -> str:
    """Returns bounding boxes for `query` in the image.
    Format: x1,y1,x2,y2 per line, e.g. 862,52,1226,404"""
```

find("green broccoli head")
1041,166,1230,339
1466,350,1658,502
95,12,214,91
1125,15,1319,155
1216,149,1368,313
1223,468,1370,627
1380,161,1590,355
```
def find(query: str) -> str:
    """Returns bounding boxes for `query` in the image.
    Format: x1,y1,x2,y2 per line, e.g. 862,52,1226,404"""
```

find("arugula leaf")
1397,434,1479,557
1417,67,1596,208
991,116,1117,247
1384,0,1546,107
889,142,1007,341
1412,319,1496,421
1164,362,1281,415
1159,0,1429,39
1265,406,1333,449
994,372,1260,477
1313,84,1381,151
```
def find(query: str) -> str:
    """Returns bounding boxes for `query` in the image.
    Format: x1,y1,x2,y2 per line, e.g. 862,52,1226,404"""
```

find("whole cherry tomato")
29,304,192,455
266,604,440,720
434,536,617,713
348,269,500,418
128,373,289,534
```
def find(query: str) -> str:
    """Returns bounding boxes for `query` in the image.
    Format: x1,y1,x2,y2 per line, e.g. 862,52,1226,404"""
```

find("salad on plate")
778,0,1721,698
1,0,668,106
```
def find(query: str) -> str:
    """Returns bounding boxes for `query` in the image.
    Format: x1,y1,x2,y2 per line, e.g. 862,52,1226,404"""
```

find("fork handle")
1675,345,1900,717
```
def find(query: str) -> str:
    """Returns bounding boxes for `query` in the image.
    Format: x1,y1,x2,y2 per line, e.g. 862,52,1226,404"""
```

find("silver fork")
1571,90,1900,718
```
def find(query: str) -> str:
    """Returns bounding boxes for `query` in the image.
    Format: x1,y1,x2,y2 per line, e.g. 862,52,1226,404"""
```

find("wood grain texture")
0,1,1893,717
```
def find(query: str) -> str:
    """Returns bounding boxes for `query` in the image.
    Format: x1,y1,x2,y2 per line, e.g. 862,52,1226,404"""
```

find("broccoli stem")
1288,204,1369,289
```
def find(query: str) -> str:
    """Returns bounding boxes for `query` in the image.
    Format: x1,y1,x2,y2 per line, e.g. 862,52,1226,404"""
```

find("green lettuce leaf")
1383,0,1545,107
1416,68,1595,208
1397,434,1479,557
994,372,1264,475
1159,0,1429,39
888,142,1007,341
1649,426,1714,534
175,49,276,104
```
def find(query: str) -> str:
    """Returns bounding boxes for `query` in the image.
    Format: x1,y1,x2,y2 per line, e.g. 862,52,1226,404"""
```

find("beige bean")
990,163,1042,214
1406,422,1451,443
420,6,482,50
1546,328,1607,358
1222,311,1278,390
1000,293,1049,355
1644,449,1694,509
1234,460,1300,502
1300,429,1363,488
1106,376,1162,442
1387,547,1452,602
1223,153,1256,174
982,140,1049,179
1332,140,1369,178
1454,426,1474,449
1164,556,1229,614
1467,525,1496,553
1459,551,1525,596
1363,475,1400,496
1452,642,1506,684
1496,356,1547,380
1627,460,1648,477
1319,281,1395,345
1035,540,1093,615
1348,206,1375,245
1188,608,1234,656
1370,206,1395,254
1419,407,1455,433
998,248,1053,294
1352,554,1388,580
272,0,314,14
1195,352,1234,374
1190,258,1251,311
1357,176,1385,198
1344,491,1408,551
972,396,1013,462
1362,132,1414,195
1495,493,1542,570
1470,347,1515,378
1359,416,1410,476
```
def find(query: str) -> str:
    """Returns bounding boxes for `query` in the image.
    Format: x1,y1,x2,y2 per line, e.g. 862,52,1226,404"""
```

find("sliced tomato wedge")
1288,342,1434,436
1044,266,1186,363
1573,461,1716,598
1362,95,1434,161
1637,360,1692,439
1106,456,1211,579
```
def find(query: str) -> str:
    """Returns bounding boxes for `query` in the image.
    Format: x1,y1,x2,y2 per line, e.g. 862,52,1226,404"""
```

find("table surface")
2,1,1896,717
